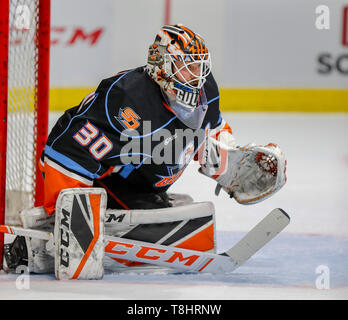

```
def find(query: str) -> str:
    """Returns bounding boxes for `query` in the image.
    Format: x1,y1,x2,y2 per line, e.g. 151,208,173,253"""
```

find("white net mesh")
5,0,39,225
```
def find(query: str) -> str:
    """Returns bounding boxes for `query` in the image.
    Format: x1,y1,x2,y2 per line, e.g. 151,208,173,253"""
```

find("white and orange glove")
199,122,287,205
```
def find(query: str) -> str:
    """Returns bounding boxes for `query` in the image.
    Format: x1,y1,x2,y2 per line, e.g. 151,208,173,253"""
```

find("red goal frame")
0,0,50,269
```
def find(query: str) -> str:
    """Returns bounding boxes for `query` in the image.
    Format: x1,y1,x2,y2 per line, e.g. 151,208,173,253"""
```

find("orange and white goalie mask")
146,24,212,129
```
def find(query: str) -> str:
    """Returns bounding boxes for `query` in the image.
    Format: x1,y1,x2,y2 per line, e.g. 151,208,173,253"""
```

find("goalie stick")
0,208,290,273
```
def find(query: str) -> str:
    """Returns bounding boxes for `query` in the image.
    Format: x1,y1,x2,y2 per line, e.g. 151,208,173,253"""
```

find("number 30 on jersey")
73,121,113,160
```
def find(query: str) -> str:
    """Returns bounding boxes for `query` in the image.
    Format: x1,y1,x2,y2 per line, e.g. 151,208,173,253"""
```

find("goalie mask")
146,24,212,128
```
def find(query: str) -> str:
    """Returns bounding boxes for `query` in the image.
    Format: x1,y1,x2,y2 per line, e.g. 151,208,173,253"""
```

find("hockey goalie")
4,24,287,279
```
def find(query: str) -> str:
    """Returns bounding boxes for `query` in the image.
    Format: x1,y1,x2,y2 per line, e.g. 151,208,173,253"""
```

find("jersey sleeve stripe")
44,157,94,186
216,112,222,126
207,95,219,105
44,146,100,180
76,91,96,113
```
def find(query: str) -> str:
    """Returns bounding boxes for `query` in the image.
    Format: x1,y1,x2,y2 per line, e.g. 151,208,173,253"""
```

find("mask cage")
165,53,212,90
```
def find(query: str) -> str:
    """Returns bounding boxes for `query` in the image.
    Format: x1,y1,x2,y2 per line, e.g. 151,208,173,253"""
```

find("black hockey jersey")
40,67,224,214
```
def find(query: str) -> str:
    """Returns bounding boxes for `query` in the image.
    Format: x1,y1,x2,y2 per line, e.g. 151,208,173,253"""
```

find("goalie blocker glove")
199,127,287,205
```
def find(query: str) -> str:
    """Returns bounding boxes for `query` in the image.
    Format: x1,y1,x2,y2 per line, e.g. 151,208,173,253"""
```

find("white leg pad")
54,188,106,280
105,201,217,253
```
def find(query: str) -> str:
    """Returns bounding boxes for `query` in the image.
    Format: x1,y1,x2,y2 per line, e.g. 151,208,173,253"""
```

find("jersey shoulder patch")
114,106,142,131
102,67,175,136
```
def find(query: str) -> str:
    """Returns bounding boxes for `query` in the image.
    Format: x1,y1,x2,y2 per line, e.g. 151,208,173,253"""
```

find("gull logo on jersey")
115,107,141,130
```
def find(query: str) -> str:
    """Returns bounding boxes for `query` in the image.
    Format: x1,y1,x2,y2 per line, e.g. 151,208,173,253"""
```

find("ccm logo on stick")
105,240,202,266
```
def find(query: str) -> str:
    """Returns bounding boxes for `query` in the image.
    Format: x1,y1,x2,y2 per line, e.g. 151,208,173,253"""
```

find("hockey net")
0,0,50,266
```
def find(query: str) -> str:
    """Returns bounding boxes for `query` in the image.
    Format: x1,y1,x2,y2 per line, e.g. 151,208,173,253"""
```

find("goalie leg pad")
105,201,217,252
54,188,106,280
104,201,216,268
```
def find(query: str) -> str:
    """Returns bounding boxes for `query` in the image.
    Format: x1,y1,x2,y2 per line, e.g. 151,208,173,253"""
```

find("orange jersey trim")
41,161,91,215
162,101,175,114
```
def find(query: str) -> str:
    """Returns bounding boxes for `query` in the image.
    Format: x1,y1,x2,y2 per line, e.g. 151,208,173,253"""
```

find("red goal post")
0,0,50,268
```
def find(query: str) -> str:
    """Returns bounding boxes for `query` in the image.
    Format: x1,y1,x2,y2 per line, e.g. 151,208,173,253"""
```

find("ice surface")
0,112,347,300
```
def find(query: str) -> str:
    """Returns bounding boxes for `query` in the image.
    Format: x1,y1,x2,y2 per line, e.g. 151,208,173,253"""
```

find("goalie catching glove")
199,124,287,205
